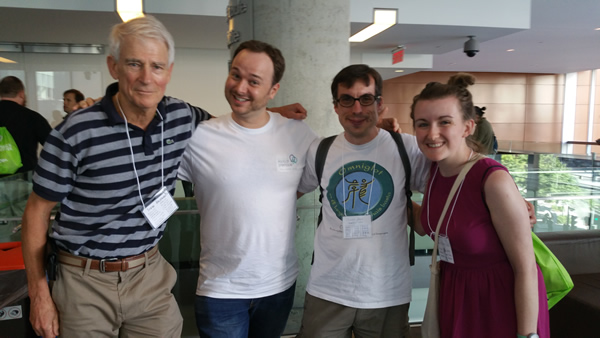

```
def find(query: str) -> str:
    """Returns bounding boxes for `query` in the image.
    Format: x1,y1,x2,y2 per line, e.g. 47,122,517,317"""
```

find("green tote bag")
0,127,22,175
532,232,574,309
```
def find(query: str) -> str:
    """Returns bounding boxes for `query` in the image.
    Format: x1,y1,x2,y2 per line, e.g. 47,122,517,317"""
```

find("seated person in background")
470,106,497,154
62,89,84,115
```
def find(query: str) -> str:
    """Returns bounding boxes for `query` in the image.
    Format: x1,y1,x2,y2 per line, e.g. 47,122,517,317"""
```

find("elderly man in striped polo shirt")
21,16,305,338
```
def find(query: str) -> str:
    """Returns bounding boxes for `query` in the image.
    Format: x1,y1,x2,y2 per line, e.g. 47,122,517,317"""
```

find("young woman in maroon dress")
410,73,550,338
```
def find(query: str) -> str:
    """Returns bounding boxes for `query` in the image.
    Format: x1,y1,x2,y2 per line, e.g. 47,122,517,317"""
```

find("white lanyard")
116,95,164,209
425,150,473,239
341,130,380,216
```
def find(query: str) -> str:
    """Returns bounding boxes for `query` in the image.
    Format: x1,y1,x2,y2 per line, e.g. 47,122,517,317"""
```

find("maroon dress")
421,158,550,338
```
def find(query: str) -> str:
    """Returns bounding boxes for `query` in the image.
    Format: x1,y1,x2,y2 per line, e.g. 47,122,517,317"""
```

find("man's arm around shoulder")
22,192,60,338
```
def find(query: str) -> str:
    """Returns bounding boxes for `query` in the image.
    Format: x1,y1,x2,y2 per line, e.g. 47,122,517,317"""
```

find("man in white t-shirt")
296,64,429,338
178,40,317,338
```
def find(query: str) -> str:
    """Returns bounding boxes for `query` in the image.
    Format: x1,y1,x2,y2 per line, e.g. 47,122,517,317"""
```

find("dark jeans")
194,282,296,338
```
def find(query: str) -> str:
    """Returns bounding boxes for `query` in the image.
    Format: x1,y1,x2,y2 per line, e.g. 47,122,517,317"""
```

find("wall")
574,70,600,154
383,71,563,143
383,71,600,155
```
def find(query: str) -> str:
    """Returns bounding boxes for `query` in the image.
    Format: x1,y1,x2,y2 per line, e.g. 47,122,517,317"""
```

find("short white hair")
108,15,175,65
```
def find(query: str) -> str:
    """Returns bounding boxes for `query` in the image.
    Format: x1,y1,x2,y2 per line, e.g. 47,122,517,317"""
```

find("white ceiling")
0,0,599,80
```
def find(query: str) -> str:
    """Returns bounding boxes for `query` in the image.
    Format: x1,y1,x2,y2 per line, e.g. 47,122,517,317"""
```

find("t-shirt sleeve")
33,129,78,202
190,104,212,128
401,133,430,193
298,137,322,194
33,111,52,145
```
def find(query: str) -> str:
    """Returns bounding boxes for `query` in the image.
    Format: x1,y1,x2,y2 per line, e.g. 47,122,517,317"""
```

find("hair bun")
448,73,476,89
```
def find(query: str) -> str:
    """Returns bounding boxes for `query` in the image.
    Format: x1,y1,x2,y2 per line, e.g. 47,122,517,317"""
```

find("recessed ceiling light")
0,57,17,63
595,28,600,31
507,49,515,52
349,9,397,42
394,70,404,73
117,0,145,22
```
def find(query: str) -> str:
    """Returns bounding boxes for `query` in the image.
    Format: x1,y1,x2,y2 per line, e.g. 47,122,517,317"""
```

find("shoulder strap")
312,135,336,264
315,136,336,189
386,130,416,266
315,135,336,226
430,157,481,268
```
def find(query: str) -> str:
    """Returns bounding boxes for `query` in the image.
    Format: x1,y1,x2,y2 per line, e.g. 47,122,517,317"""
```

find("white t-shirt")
298,130,429,308
178,112,317,298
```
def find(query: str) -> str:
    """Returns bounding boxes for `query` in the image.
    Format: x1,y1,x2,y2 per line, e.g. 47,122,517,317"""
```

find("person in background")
21,16,305,338
62,89,84,115
409,73,549,338
0,76,51,175
470,105,497,154
0,76,51,243
178,40,317,338
296,64,429,338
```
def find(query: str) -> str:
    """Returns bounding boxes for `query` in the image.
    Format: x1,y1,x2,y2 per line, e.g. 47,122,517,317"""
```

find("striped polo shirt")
33,82,210,259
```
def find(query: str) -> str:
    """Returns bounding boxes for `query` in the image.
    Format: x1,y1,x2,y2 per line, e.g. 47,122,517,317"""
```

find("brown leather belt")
57,245,159,273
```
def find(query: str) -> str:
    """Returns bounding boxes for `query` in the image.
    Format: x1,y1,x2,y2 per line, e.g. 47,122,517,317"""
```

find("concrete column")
252,0,349,137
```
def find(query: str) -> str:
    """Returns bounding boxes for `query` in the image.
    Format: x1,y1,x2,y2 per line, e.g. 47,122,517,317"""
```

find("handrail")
566,141,600,145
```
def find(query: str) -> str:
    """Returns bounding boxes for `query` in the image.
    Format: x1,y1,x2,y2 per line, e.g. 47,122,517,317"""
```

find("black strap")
313,130,415,265
315,135,336,226
387,131,415,266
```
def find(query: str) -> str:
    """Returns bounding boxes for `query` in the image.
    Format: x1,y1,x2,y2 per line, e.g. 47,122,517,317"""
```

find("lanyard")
116,95,164,209
426,150,473,238
341,130,380,216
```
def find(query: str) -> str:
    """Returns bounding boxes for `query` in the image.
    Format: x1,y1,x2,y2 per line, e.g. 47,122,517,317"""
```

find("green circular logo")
326,160,394,221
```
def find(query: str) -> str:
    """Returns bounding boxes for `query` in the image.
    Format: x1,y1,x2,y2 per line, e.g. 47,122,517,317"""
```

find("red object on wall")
392,49,404,64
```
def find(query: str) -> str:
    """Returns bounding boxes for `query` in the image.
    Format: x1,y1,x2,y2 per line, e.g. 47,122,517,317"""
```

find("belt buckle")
99,258,119,273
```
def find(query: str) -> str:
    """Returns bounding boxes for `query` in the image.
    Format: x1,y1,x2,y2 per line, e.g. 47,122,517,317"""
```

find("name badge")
142,187,179,229
438,235,455,263
342,215,372,239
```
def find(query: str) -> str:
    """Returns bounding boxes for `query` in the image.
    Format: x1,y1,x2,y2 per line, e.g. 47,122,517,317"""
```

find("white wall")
167,48,231,116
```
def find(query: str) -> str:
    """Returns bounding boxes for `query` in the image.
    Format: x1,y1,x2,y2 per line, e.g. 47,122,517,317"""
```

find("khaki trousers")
297,292,411,338
52,250,182,338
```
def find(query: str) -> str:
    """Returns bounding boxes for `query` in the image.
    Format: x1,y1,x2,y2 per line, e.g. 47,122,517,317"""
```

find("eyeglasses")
334,94,380,108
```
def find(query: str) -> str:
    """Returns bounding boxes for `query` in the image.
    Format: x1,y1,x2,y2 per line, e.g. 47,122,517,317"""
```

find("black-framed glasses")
334,94,380,107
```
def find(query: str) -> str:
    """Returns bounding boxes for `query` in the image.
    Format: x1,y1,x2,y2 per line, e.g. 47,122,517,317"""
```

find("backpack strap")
315,135,337,211
386,130,415,266
312,135,336,264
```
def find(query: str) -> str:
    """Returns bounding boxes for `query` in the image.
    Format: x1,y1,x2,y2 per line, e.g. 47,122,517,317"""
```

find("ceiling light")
117,0,145,22
507,49,515,52
595,28,600,31
349,9,397,42
395,70,404,73
0,57,17,63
